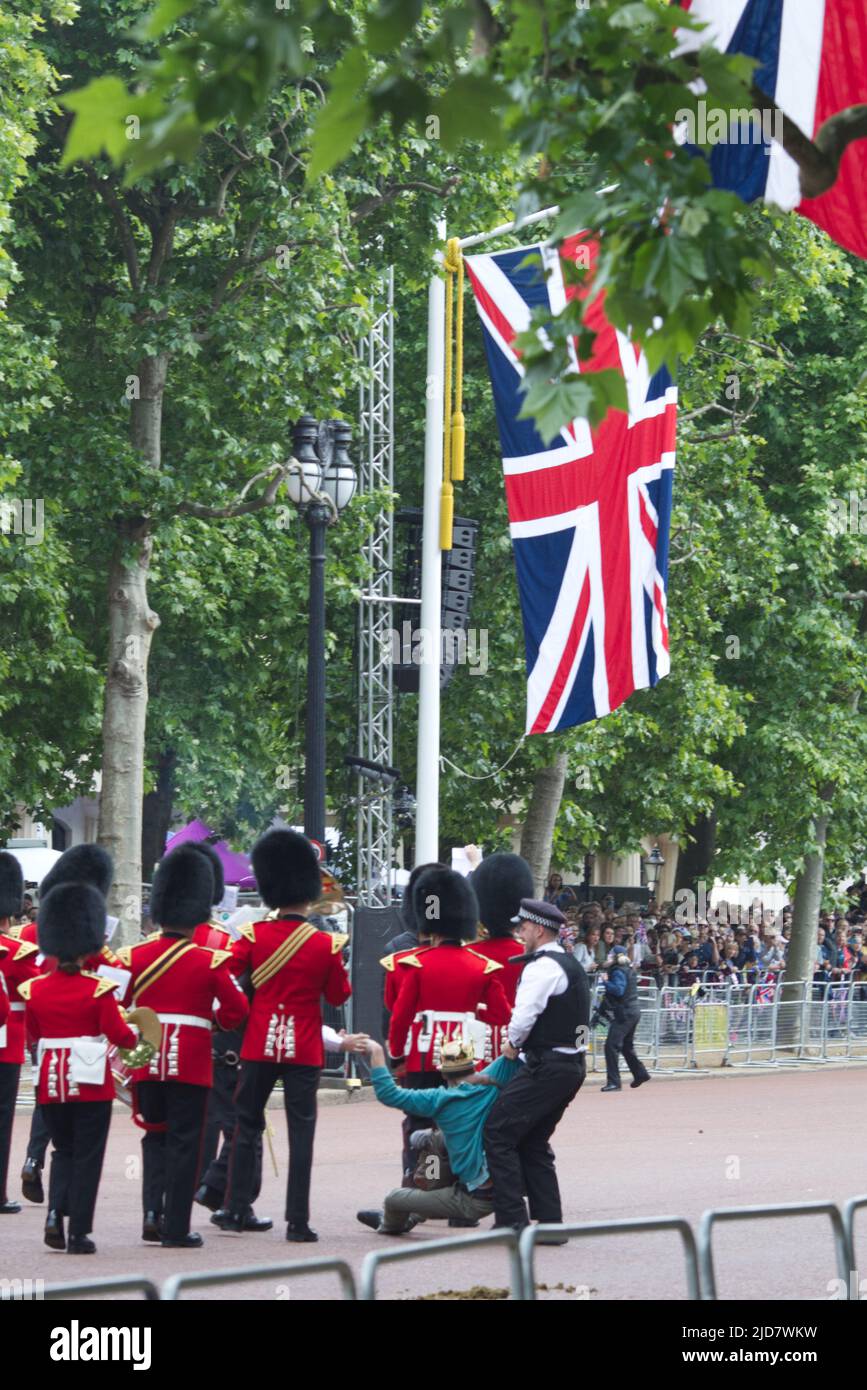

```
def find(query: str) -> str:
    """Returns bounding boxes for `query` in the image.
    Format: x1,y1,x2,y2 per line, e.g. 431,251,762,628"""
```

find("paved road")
3,1067,865,1300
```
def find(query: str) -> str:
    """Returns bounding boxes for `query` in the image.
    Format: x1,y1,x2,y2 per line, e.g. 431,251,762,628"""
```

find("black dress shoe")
67,1235,96,1255
630,1074,651,1089
21,1159,44,1204
286,1222,319,1243
161,1232,204,1248
194,1183,223,1213
448,1217,479,1228
356,1209,384,1232
243,1209,273,1232
44,1210,66,1250
600,1083,622,1092
0,1198,22,1214
142,1212,163,1242
212,1210,245,1233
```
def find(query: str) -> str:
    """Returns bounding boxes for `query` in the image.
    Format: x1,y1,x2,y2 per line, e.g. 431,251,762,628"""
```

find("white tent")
6,845,61,885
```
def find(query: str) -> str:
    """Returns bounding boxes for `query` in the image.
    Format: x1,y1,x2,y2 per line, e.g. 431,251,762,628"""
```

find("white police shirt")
508,942,584,1056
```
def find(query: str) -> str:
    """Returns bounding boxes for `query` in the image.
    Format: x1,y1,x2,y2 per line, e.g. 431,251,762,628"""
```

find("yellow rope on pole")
439,236,464,551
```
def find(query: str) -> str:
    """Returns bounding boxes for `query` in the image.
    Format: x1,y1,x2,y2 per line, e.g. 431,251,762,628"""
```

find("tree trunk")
674,810,717,897
98,352,166,941
141,748,176,885
779,805,831,1049
519,752,569,895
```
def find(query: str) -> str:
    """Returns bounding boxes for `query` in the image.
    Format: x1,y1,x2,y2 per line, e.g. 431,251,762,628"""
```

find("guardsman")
218,829,351,1243
387,867,511,1189
19,882,139,1254
0,851,41,1214
469,853,533,1060
187,840,271,1232
116,844,249,1248
16,844,122,1206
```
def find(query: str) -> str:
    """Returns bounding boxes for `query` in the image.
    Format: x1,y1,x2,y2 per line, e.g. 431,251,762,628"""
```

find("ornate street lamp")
643,843,665,893
287,416,357,845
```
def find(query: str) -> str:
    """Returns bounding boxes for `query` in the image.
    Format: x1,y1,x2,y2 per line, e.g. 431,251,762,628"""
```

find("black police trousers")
43,1100,112,1238
138,1080,209,1241
484,1049,585,1230
226,1060,320,1225
604,1007,649,1087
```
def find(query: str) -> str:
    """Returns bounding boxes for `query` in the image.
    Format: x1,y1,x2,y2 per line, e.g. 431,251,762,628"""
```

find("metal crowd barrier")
161,1255,357,1300
590,975,867,1076
358,1228,522,1301
38,1274,161,1301
697,1201,852,1301
24,1193,867,1300
520,1217,701,1301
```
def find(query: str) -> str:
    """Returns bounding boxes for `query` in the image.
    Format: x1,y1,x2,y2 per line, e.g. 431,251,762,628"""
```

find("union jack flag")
465,234,678,735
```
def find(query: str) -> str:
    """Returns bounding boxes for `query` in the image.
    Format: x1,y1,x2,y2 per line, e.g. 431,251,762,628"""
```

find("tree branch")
178,465,289,520
351,176,461,223
85,169,141,293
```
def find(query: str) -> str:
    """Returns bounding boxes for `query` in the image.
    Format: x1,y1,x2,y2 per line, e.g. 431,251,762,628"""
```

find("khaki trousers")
380,1181,494,1232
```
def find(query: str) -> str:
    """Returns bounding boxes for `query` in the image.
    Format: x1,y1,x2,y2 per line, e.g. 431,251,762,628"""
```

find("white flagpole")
414,217,447,866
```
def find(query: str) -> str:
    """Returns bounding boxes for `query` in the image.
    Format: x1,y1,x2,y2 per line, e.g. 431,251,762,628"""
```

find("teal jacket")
371,1055,520,1190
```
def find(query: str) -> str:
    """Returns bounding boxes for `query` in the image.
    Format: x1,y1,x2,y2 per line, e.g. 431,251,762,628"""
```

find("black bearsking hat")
151,843,214,929
472,853,534,938
251,829,321,910
186,841,225,907
38,882,105,961
40,843,113,899
0,850,23,920
401,861,447,932
411,866,478,942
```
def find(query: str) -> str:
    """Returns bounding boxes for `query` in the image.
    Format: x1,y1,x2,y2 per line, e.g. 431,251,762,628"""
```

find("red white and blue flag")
676,0,867,261
465,235,677,736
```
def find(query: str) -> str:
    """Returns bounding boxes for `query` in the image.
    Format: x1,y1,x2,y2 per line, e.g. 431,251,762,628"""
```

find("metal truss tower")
356,268,395,906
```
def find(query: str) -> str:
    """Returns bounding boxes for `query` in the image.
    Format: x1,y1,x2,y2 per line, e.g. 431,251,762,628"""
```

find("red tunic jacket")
11,919,124,976
20,970,137,1104
468,934,526,1062
0,932,41,1064
230,917,351,1067
116,933,249,1087
381,944,432,1014
387,942,511,1072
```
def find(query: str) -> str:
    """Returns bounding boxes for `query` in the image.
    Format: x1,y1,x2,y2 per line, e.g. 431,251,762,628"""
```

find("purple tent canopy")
165,819,256,888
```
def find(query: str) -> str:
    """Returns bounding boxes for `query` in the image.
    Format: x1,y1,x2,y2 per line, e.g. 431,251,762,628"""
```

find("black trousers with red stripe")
137,1081,209,1241
226,1061,319,1225
42,1100,112,1237
0,1062,20,1202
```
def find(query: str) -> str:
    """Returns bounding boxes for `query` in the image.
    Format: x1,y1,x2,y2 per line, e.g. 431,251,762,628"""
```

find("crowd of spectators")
543,872,867,992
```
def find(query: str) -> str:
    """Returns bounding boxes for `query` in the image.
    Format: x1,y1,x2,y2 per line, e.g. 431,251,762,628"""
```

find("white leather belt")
157,1013,210,1029
9,1002,24,1012
40,1035,102,1049
416,1011,471,1025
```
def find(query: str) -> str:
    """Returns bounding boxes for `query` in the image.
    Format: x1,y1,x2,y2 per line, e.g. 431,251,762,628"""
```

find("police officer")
483,898,589,1236
600,947,650,1092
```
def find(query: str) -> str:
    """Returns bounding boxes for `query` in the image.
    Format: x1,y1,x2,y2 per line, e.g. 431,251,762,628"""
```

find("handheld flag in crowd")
465,234,677,736
675,0,867,261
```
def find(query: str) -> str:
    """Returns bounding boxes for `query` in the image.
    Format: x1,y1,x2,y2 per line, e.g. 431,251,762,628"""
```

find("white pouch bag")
68,1038,109,1086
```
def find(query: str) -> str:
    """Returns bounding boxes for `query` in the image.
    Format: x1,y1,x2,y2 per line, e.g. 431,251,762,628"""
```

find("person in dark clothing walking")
483,898,589,1237
600,949,650,1092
